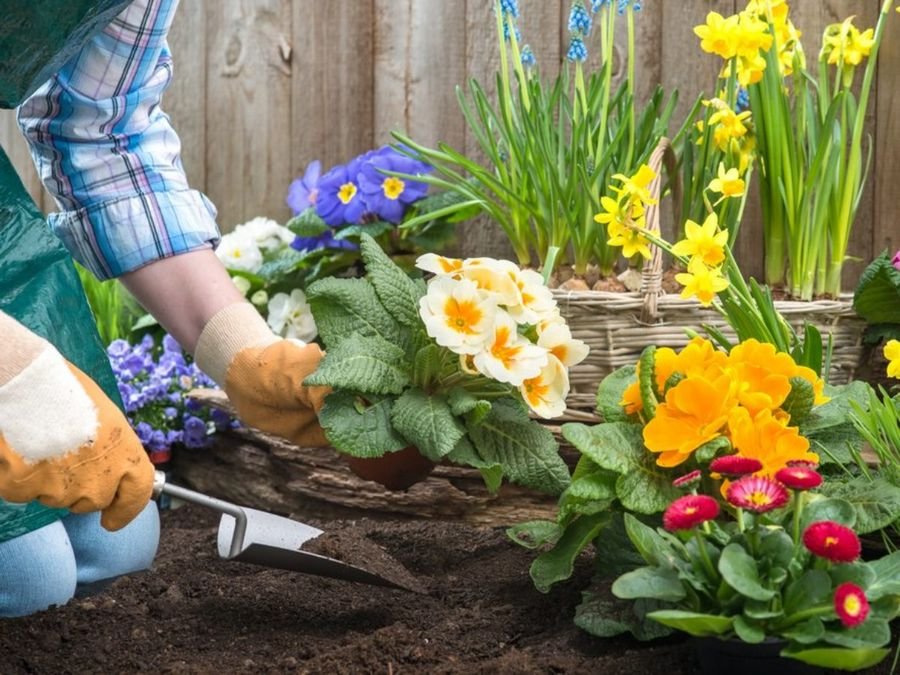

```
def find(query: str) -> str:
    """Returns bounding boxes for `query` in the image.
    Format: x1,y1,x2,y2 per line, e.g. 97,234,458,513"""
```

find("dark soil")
0,506,893,674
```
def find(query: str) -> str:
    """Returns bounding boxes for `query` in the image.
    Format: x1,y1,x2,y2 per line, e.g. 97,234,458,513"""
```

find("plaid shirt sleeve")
15,0,220,280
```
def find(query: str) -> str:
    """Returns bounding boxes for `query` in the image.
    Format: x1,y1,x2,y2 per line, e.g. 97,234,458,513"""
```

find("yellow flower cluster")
695,0,801,85
594,164,657,260
620,337,826,473
886,339,900,379
703,98,756,174
671,213,730,306
822,17,875,85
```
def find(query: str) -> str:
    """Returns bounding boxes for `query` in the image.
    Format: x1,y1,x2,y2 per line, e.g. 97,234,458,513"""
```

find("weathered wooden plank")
0,109,45,210
291,0,375,186
206,0,293,232
875,1,899,259
166,0,207,201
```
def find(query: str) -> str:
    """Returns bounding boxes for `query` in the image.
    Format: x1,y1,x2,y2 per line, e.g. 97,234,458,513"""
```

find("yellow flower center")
438,257,463,274
443,298,483,336
382,177,405,200
523,376,549,405
338,182,357,204
685,506,698,515
844,595,862,616
491,325,523,367
748,491,772,507
825,536,839,547
551,345,568,363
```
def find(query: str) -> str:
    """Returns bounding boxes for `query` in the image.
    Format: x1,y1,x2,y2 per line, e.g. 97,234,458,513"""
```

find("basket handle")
640,137,681,324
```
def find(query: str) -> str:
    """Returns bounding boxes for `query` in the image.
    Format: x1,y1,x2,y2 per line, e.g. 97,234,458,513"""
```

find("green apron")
0,0,130,542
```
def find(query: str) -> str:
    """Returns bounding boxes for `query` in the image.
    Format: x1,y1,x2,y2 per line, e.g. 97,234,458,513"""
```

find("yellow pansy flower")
709,164,746,201
672,212,728,267
885,339,900,379
675,257,729,306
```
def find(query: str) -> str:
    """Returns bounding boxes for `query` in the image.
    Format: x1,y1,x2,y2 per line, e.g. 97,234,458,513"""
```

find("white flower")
217,229,263,273
416,254,520,306
507,268,557,325
537,322,589,368
416,253,465,276
237,216,295,252
419,276,496,355
520,355,569,419
231,275,252,296
473,311,548,386
266,290,317,342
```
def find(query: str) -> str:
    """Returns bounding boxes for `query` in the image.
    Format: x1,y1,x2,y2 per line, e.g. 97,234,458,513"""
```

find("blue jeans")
0,502,159,617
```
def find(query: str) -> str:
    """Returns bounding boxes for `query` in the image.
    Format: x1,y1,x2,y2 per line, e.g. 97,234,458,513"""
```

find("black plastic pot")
694,637,823,675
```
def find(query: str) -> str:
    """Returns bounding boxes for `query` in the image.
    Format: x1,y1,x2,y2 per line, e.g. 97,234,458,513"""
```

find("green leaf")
742,598,783,621
304,334,410,395
638,347,659,419
468,399,570,495
784,570,832,615
562,422,679,515
559,471,617,520
623,514,681,569
645,610,734,637
575,591,672,641
595,365,636,422
782,646,889,671
408,218,458,252
782,376,815,424
257,248,307,283
781,618,825,645
819,476,900,534
390,388,465,462
359,233,425,328
412,344,444,387
801,497,856,531
853,253,900,325
318,391,408,458
719,543,776,601
594,513,650,577
506,520,563,550
306,277,402,349
866,550,900,601
821,619,892,649
829,563,876,590
758,528,794,572
733,615,765,644
446,437,503,491
286,208,329,237
530,512,610,592
801,381,869,464
694,436,731,464
612,566,686,602
334,221,394,241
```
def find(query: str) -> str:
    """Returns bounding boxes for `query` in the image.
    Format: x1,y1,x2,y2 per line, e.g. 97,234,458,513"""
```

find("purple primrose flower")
287,160,322,215
357,146,431,223
316,156,368,226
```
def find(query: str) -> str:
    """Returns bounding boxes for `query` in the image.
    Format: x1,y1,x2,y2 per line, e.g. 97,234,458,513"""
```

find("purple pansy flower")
315,156,367,226
286,160,322,215
357,146,431,223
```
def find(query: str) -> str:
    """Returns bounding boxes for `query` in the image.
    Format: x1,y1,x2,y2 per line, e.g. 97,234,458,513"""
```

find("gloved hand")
194,303,330,447
0,313,154,531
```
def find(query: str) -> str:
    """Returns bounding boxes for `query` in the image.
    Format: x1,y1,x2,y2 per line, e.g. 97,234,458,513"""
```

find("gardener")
0,0,329,616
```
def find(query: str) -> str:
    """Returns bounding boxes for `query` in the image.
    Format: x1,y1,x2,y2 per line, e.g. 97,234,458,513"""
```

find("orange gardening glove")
194,303,331,447
0,348,154,531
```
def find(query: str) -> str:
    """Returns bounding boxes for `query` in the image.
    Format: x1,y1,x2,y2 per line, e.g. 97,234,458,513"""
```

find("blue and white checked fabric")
16,0,219,280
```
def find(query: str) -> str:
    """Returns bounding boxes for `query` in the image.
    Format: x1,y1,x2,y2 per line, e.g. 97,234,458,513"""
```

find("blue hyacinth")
521,45,536,69
591,0,611,10
567,37,588,63
107,334,237,461
503,18,521,43
568,2,592,36
617,0,642,13
499,0,519,18
736,87,750,113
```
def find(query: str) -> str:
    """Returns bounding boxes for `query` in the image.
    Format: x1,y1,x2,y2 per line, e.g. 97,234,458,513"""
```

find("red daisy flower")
775,465,823,491
834,582,870,627
710,455,763,478
672,470,702,489
787,459,819,468
663,495,720,531
803,521,861,562
725,475,789,513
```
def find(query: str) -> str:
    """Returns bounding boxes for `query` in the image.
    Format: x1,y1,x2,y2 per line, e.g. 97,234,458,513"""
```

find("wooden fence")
0,0,896,283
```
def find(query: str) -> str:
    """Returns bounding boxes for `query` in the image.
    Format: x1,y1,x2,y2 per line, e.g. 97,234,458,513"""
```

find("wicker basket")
553,139,867,414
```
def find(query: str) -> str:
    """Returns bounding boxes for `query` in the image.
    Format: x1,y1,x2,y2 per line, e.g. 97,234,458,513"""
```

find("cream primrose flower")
537,322,589,368
416,254,520,307
416,253,465,276
473,311,548,386
419,276,497,355
520,355,569,419
507,268,558,325
266,289,318,342
216,229,264,273
237,216,295,252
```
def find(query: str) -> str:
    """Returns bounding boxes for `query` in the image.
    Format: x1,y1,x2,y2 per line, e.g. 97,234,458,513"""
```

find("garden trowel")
152,471,420,592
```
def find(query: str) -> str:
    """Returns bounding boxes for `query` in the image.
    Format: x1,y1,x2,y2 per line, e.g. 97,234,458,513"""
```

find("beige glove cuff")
194,302,280,386
0,311,52,385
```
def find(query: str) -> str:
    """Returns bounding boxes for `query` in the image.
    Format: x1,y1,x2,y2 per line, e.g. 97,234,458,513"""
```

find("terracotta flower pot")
694,637,823,675
344,446,435,491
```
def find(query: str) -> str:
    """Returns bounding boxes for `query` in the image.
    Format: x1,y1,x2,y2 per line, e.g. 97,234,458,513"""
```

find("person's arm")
18,0,329,448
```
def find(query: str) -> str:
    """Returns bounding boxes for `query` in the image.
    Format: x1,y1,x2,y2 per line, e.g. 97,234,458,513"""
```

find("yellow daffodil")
608,224,652,260
594,195,628,228
727,407,819,476
643,373,739,467
707,99,752,151
885,339,900,379
520,355,569,419
709,164,746,201
745,0,789,26
672,212,728,267
419,276,497,355
823,18,875,68
695,12,740,59
611,165,658,205
473,312,548,386
675,257,730,306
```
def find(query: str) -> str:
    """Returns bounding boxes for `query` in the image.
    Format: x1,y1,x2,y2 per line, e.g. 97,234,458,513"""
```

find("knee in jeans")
0,522,77,617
